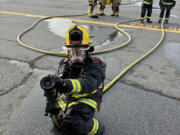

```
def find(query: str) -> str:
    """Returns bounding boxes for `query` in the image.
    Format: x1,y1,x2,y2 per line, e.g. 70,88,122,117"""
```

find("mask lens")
69,48,86,65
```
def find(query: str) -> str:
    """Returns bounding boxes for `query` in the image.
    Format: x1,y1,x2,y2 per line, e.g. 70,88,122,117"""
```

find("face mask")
69,47,87,68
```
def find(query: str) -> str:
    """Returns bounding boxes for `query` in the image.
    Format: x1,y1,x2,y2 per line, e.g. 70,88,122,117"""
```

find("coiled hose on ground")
0,12,165,96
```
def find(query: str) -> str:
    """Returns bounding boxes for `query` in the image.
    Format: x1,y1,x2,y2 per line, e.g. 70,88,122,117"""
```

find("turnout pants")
159,5,173,21
140,4,152,20
50,93,103,135
111,0,121,14
88,0,96,14
98,0,106,14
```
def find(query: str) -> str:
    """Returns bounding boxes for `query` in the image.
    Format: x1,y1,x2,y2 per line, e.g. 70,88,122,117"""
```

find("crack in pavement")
121,80,180,102
0,38,16,43
0,55,46,96
29,54,46,69
0,55,29,63
0,72,33,96
105,77,180,101
1,55,179,102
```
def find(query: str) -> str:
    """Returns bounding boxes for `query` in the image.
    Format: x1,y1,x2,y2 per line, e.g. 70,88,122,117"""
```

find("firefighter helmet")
64,25,91,48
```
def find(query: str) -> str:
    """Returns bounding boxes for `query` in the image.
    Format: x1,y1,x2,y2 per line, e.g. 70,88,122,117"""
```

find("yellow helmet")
64,25,91,48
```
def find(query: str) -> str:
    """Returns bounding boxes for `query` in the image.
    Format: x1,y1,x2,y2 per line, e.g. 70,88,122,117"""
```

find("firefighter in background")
98,0,107,16
158,0,176,24
139,0,153,23
88,0,99,18
111,0,121,17
40,25,106,135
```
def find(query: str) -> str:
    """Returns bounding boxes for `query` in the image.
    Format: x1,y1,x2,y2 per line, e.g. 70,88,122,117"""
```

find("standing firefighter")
139,0,153,23
40,25,106,135
158,0,176,24
88,0,99,18
111,0,121,17
98,0,107,16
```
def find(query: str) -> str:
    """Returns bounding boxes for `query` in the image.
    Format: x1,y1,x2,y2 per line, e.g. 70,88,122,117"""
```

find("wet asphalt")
0,0,180,135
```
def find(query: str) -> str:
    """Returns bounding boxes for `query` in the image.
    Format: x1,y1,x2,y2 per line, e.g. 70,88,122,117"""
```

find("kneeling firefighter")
40,25,106,135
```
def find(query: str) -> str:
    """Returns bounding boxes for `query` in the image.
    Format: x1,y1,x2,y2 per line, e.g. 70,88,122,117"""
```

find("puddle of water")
163,43,180,71
170,15,180,19
45,19,89,38
45,19,90,52
46,19,74,38
95,31,123,50
46,19,123,51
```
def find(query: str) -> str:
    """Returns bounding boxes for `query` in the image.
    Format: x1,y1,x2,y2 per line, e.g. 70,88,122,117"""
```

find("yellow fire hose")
17,15,131,56
16,14,165,94
103,20,165,92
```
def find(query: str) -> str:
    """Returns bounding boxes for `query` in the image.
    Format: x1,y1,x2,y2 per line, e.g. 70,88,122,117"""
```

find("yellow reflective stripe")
68,102,78,108
79,98,97,110
70,79,81,93
57,93,66,110
99,83,103,88
91,90,97,94
71,89,98,98
71,89,97,98
75,79,81,93
98,10,103,14
88,118,99,135
58,100,66,110
143,1,151,4
162,2,173,5
71,83,102,98
72,93,89,98
146,16,151,19
70,79,76,93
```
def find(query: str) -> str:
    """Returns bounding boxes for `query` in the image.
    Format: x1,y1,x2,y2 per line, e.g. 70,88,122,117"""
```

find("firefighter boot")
147,18,152,23
98,1,106,16
89,13,99,18
139,19,144,23
139,17,144,23
158,19,162,23
165,20,168,24
88,6,99,18
115,12,119,17
98,10,105,16
111,12,115,16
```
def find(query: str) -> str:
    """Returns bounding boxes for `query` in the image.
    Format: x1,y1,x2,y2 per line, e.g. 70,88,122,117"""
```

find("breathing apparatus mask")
64,25,93,68
63,46,89,68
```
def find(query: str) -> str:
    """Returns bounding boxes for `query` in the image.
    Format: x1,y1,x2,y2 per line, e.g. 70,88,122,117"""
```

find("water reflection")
95,31,123,50
170,15,180,18
46,19,122,50
163,42,180,71
46,19,89,38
